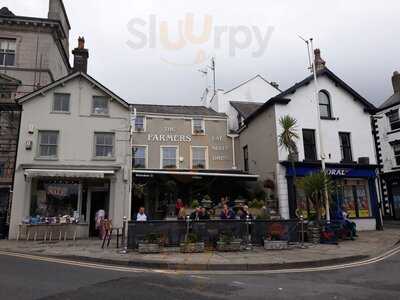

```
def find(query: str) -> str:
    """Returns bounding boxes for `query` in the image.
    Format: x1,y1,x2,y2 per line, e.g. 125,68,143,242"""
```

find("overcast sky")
4,0,400,106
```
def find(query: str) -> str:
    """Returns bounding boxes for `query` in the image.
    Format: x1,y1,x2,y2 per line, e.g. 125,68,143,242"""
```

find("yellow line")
0,244,399,275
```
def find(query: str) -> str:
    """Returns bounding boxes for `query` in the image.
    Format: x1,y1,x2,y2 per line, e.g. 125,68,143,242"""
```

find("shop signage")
147,134,192,142
326,168,349,176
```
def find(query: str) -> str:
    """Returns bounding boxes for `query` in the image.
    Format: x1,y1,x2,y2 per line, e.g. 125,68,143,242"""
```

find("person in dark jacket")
220,204,235,220
199,207,210,220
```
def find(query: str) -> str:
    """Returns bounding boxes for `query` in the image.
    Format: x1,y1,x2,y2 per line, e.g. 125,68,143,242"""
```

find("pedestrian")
220,204,235,220
177,207,186,220
136,207,147,221
95,209,105,239
175,198,184,216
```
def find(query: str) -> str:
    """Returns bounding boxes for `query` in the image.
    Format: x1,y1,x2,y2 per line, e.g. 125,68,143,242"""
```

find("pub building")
131,104,258,219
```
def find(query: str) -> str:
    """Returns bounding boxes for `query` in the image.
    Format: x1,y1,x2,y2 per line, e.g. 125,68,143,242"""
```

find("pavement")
1,228,400,271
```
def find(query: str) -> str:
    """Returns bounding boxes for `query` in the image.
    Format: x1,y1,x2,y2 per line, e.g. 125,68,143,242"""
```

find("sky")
3,0,400,106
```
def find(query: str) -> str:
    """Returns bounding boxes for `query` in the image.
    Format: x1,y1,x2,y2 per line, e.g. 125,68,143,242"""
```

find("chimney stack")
392,71,400,94
314,48,326,72
72,37,89,73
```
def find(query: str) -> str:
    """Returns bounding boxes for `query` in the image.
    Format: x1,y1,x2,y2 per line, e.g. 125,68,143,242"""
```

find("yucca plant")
298,172,332,222
278,115,299,194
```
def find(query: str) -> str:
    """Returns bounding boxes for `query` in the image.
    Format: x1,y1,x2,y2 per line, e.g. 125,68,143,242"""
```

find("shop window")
94,133,114,158
319,90,332,118
387,109,400,131
0,38,16,66
243,145,249,172
30,180,79,218
192,119,205,135
392,143,400,166
302,129,317,161
133,146,146,168
192,147,207,169
134,116,145,132
38,131,58,159
53,93,70,113
339,132,353,162
92,96,108,115
0,162,4,177
161,146,178,169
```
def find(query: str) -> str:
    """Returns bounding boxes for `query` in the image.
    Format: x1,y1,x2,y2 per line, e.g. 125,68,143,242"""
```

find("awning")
24,169,115,179
132,169,259,180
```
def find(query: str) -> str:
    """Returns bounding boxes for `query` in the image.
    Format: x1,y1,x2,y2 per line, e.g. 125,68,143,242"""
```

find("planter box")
216,240,242,252
138,243,162,254
308,225,321,244
264,240,289,250
180,242,205,253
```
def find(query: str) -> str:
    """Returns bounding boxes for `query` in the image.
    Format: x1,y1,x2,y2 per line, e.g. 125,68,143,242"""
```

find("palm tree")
278,115,299,201
298,172,332,222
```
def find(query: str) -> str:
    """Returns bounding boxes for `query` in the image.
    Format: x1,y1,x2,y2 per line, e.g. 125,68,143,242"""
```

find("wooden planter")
138,243,162,254
264,240,289,250
216,240,242,252
180,242,205,253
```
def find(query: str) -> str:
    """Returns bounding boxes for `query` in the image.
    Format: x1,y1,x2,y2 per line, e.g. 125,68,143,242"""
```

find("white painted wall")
9,75,131,238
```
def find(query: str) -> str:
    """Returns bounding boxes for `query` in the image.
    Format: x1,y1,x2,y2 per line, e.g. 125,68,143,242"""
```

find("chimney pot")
393,71,400,94
314,48,326,72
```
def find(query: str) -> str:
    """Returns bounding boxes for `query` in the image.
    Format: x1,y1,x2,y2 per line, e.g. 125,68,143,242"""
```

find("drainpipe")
229,134,239,170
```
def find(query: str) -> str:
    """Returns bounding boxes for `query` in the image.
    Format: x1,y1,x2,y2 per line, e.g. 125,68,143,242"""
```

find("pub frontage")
131,104,258,219
283,161,381,231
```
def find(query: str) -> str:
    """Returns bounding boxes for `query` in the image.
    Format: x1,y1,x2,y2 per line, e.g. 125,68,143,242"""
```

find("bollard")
245,215,253,251
300,215,306,249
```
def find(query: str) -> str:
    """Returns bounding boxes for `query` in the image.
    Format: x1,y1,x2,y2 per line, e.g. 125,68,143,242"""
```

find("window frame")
94,132,115,159
160,145,179,169
319,90,332,119
0,38,16,66
132,145,148,169
91,96,109,116
387,109,400,131
192,118,205,135
392,143,400,166
190,146,208,169
302,129,318,161
243,145,249,172
52,93,71,113
339,132,353,163
134,115,146,132
37,130,59,160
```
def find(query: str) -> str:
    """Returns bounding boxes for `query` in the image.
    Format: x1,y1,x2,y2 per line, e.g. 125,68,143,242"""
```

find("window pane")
303,130,317,160
54,94,70,112
193,119,204,133
162,147,177,168
4,53,15,66
192,148,206,169
133,147,146,168
95,133,114,157
135,116,144,131
319,105,330,118
319,91,331,118
92,96,108,114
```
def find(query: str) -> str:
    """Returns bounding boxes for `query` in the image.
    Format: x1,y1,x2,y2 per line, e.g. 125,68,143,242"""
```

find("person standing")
175,198,184,216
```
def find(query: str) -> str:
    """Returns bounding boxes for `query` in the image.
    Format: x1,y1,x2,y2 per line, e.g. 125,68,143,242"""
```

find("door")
391,186,400,220
89,191,108,237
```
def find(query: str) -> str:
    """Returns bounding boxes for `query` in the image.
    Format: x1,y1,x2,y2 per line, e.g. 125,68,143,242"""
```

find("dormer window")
192,119,205,135
92,96,108,115
319,90,332,119
387,109,400,131
134,116,145,132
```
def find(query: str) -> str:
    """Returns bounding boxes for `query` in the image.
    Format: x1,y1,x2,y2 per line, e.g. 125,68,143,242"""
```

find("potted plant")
248,199,265,216
180,232,205,253
138,233,162,254
216,232,242,252
264,223,289,250
201,195,213,209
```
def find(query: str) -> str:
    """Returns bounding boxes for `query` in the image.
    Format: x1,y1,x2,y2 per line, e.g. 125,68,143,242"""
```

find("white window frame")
160,145,179,169
92,96,109,116
52,93,71,113
133,115,146,132
192,118,205,135
0,38,16,66
190,146,208,169
132,145,148,169
37,130,59,159
94,132,115,159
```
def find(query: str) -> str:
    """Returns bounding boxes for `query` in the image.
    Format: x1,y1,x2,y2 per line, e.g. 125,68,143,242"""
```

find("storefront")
132,170,258,220
382,172,400,220
17,168,118,239
283,162,380,230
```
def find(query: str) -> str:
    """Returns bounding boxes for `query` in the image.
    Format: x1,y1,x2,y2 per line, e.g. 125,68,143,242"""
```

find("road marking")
0,244,399,275
190,275,209,280
231,281,245,285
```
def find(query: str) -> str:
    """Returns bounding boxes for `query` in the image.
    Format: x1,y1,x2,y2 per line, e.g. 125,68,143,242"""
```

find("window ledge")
391,167,400,170
51,111,71,115
34,157,58,161
320,117,338,121
340,160,356,164
192,133,206,136
90,113,110,118
387,129,400,135
92,157,116,161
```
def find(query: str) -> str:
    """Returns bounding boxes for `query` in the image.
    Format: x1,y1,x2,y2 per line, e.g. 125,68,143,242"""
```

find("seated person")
190,207,202,221
199,207,210,220
220,204,236,220
239,205,253,220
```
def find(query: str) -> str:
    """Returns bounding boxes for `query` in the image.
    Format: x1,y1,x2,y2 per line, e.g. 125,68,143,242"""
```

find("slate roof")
0,7,15,17
378,93,400,111
230,101,263,119
131,104,227,117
